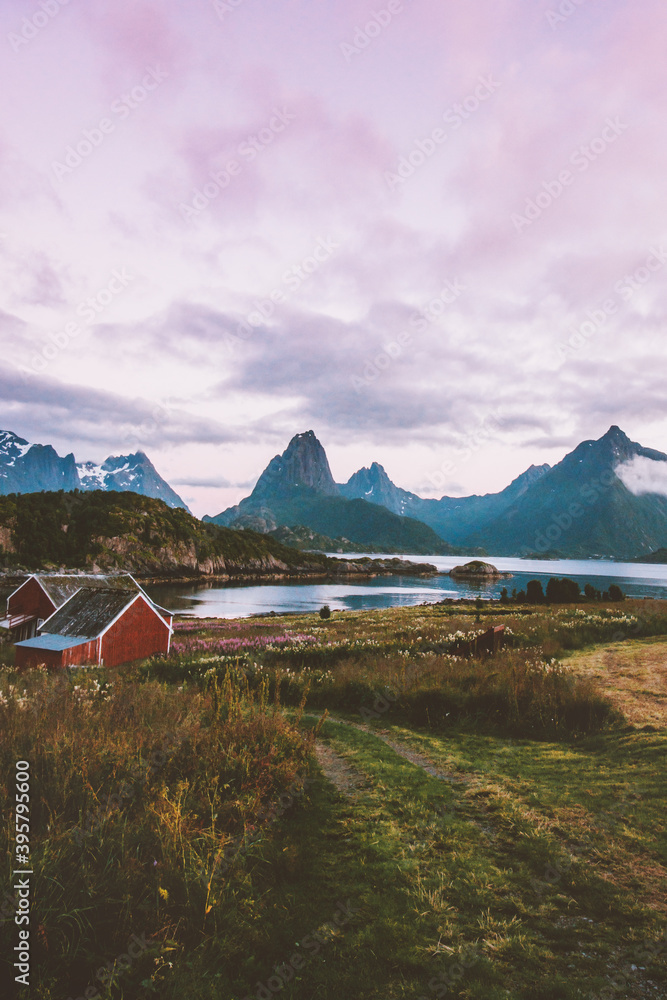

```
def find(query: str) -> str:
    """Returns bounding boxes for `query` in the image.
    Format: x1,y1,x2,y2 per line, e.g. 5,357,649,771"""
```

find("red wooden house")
14,588,173,670
4,573,171,643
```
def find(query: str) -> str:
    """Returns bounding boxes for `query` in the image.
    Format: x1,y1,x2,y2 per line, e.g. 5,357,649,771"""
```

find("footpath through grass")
294,714,667,999
0,604,666,997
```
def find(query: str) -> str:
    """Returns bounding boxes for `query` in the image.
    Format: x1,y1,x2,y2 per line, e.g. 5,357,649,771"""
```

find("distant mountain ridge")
205,431,465,556
340,426,667,559
0,430,188,511
207,425,667,560
340,460,552,542
464,425,667,559
6,424,667,560
339,462,419,516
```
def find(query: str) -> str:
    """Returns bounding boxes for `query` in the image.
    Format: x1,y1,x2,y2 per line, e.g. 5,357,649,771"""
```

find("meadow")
0,598,666,998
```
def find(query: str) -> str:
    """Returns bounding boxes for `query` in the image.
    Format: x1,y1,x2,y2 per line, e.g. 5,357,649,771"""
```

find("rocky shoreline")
0,556,438,594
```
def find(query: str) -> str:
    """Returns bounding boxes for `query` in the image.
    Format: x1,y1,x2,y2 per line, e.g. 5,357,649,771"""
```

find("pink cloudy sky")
1,0,666,517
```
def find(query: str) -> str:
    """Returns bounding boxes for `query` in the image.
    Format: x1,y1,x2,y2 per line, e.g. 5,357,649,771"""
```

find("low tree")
526,579,545,604
608,584,625,601
546,577,581,603
319,604,331,620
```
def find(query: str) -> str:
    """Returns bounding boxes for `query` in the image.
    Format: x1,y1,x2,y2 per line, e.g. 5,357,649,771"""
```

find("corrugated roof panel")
37,574,138,607
15,634,92,651
41,589,135,638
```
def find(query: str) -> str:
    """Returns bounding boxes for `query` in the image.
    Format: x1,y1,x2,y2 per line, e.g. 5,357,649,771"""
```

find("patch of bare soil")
314,742,367,799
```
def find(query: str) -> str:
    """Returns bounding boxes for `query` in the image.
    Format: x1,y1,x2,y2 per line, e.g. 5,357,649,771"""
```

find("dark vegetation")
499,576,625,604
0,490,330,571
209,484,462,555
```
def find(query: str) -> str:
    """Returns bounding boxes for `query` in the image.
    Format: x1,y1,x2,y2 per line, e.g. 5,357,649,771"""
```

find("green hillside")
0,490,335,577
208,486,460,555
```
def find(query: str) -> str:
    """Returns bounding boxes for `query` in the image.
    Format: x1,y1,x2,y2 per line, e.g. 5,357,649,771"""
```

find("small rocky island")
448,560,513,580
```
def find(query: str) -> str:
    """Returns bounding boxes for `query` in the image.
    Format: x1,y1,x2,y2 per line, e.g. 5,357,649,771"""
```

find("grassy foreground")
0,600,666,998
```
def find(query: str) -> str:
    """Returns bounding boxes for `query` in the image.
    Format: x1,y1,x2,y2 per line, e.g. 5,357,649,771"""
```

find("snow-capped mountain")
76,452,188,510
0,430,189,510
0,430,80,495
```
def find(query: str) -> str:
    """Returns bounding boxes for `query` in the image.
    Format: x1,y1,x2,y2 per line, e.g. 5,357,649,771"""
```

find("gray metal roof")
41,589,138,638
15,634,92,651
35,573,139,608
13,574,172,620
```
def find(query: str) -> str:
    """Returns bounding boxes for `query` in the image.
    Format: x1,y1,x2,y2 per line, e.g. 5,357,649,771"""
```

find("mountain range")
4,424,667,560
206,426,667,560
0,430,188,511
205,432,461,556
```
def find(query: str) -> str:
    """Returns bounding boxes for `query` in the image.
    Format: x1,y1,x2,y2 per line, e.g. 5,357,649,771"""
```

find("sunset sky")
1,0,666,516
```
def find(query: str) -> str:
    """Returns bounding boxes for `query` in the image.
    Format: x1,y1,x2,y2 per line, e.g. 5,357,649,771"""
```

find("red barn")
4,573,171,643
14,588,172,670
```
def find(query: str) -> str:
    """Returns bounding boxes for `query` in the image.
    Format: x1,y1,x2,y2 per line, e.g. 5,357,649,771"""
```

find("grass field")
0,600,666,998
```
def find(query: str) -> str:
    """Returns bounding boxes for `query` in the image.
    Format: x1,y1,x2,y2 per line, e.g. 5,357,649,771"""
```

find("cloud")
0,365,238,454
170,475,255,489
617,455,667,497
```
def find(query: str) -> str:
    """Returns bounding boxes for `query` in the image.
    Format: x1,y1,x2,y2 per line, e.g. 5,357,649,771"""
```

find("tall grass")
0,668,315,996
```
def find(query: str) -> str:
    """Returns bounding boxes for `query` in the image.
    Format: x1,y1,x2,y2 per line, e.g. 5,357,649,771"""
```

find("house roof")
15,634,92,651
9,573,172,620
40,588,138,639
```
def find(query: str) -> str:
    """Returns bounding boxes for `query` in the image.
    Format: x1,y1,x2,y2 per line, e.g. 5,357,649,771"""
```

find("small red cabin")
14,588,172,670
5,573,172,643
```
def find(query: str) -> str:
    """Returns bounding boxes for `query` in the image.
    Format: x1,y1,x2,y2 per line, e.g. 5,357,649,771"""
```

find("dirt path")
325,715,468,785
314,741,368,799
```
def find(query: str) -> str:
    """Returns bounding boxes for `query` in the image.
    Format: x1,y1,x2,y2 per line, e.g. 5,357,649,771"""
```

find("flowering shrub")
170,633,319,656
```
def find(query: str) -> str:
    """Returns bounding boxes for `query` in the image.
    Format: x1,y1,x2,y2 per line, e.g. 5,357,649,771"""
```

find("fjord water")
146,555,667,619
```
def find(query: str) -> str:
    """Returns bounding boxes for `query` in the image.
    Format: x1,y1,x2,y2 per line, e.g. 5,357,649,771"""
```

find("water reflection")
144,554,667,618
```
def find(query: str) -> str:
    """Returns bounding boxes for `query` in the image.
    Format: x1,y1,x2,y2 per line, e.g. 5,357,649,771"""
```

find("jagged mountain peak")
340,461,419,516
0,428,189,510
566,426,666,469
77,450,189,511
252,430,339,498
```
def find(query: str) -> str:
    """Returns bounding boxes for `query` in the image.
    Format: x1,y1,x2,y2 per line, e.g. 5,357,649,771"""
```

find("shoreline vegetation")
0,557,440,598
0,490,444,584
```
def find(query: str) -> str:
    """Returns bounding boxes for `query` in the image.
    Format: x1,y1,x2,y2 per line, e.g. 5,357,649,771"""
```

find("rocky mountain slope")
465,425,667,559
0,430,188,510
205,431,463,556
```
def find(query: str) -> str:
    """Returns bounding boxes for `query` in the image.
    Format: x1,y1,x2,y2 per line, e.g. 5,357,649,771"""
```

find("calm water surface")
145,554,667,619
